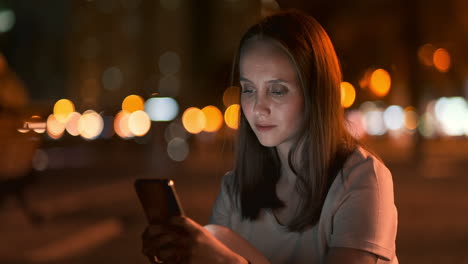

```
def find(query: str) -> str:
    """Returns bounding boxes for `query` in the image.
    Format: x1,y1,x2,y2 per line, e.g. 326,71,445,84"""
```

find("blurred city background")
0,0,467,263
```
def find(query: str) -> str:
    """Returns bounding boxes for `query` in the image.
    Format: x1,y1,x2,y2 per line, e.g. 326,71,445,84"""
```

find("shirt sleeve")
208,172,234,227
330,155,398,262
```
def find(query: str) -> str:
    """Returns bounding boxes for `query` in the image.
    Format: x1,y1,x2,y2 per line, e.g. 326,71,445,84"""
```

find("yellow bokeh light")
340,82,356,108
114,110,134,139
202,105,223,132
222,86,240,107
433,48,451,73
46,114,65,139
78,110,104,140
224,104,240,130
53,99,75,123
370,69,391,97
122,95,144,113
182,107,206,134
128,110,151,136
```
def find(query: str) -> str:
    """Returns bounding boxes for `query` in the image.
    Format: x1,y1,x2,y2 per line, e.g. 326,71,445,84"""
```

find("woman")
142,10,398,264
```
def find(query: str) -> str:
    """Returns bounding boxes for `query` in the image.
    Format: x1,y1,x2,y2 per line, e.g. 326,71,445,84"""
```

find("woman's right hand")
141,216,249,264
141,222,191,263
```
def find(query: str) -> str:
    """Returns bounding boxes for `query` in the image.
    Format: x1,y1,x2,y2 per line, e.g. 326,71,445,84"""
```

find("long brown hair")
230,10,357,232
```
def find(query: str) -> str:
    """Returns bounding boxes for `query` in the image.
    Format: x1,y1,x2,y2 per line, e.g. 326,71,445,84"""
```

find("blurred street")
0,137,467,264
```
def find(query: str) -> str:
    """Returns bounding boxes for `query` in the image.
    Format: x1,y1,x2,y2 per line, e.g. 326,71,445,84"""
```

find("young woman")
142,10,398,264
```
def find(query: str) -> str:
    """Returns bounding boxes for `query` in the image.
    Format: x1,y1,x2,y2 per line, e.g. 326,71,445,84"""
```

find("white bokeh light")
435,97,468,136
364,110,387,136
383,105,404,130
145,97,179,121
78,110,104,140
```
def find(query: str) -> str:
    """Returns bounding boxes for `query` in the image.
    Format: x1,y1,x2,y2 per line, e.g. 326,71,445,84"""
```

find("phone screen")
134,179,184,224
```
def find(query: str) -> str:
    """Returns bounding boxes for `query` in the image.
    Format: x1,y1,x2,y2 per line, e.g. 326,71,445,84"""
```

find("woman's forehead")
239,38,297,80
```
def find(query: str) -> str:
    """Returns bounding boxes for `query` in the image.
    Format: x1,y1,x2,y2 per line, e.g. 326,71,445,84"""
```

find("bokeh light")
418,43,436,66
370,69,391,97
404,107,419,131
78,110,104,140
30,115,46,133
223,86,240,107
65,112,81,136
340,82,356,108
359,68,373,90
182,107,206,134
46,114,65,139
114,111,134,139
32,149,48,171
345,110,366,139
419,113,437,138
0,9,15,33
224,104,240,129
53,99,75,123
383,105,404,130
434,97,467,136
364,110,386,136
128,110,151,136
122,95,144,113
433,48,451,73
202,105,223,132
145,97,179,121
167,137,189,162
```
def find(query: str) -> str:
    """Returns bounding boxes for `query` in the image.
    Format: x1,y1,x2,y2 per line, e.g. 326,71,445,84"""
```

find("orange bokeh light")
404,106,418,131
224,104,240,129
65,112,81,136
122,95,144,113
114,110,134,139
370,69,391,97
340,82,356,108
222,86,240,107
202,106,223,132
182,107,206,134
433,48,451,73
46,114,65,139
418,43,436,66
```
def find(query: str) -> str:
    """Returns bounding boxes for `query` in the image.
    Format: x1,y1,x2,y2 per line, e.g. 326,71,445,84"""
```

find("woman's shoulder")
339,146,393,191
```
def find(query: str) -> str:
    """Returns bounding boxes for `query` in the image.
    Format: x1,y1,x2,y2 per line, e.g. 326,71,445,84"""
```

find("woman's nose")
254,96,270,117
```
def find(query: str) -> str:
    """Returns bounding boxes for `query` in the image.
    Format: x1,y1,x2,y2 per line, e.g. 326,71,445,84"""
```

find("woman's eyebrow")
239,77,288,84
239,77,252,83
266,79,288,84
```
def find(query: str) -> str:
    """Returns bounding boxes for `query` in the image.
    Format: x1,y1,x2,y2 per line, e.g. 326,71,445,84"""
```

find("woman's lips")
255,124,276,132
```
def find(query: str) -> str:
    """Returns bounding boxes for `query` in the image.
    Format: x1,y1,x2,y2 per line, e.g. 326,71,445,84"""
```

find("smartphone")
134,178,184,224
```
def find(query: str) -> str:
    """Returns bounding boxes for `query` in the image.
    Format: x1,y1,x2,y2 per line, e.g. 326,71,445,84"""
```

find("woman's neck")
276,143,297,187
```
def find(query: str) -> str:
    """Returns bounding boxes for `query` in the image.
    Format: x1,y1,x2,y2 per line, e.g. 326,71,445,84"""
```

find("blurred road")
1,136,468,263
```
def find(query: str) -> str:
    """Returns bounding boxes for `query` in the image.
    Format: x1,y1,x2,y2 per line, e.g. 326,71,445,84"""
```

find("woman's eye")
270,85,287,96
241,86,254,93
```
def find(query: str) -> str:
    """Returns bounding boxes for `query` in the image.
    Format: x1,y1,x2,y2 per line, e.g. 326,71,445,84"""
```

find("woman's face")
239,38,304,151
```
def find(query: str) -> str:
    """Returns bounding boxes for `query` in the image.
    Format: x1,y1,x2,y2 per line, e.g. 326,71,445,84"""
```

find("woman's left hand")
142,216,247,264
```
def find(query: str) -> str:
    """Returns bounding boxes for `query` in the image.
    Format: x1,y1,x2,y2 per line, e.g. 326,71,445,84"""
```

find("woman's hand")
142,216,247,264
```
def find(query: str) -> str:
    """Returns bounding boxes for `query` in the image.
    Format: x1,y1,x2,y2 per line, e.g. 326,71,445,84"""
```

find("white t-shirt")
209,147,398,264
